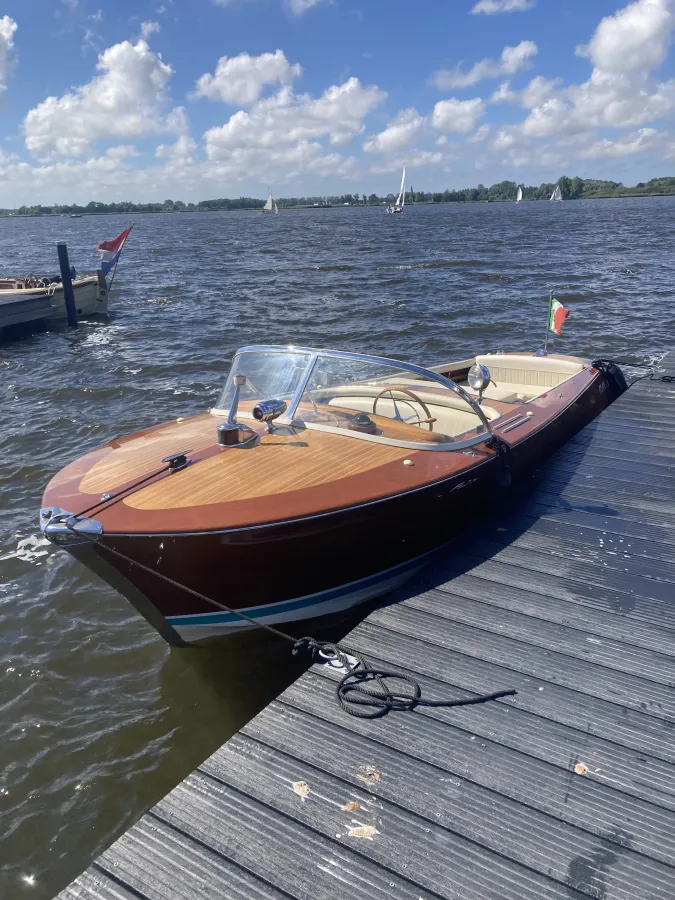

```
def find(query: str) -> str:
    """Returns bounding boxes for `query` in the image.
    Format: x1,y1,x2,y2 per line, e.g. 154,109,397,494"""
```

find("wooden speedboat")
0,272,108,319
40,346,627,645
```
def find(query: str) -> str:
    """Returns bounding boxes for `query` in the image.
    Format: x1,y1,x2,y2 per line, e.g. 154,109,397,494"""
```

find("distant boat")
387,164,406,214
70,214,83,218
516,186,523,203
262,190,278,214
550,185,563,202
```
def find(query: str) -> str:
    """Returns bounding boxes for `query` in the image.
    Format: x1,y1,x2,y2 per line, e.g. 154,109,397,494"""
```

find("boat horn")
252,399,288,433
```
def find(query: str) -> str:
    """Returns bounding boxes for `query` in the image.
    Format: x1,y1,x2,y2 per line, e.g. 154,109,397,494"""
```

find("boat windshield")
216,347,492,447
216,349,313,410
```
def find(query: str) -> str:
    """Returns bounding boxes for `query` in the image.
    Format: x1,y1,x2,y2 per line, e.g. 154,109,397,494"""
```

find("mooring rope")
61,519,516,719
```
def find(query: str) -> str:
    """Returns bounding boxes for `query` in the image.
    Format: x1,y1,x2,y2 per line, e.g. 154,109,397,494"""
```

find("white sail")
516,186,523,203
550,185,562,202
263,190,274,212
395,164,406,207
273,200,278,214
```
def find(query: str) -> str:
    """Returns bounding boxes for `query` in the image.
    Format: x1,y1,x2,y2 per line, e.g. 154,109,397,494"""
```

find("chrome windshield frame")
231,345,493,436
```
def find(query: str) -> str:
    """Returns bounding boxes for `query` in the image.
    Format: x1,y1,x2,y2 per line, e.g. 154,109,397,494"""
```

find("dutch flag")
97,225,133,279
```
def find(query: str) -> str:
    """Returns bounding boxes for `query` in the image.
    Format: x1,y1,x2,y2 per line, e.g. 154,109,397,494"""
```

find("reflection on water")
0,200,672,897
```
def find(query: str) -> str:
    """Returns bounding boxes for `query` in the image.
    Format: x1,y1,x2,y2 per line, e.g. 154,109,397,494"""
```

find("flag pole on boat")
543,290,553,354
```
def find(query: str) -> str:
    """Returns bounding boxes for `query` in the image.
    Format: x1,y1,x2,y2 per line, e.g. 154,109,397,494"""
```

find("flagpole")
106,222,133,293
543,290,553,355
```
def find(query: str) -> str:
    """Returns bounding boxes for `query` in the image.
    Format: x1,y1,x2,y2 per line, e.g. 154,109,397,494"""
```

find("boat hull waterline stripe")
166,548,436,629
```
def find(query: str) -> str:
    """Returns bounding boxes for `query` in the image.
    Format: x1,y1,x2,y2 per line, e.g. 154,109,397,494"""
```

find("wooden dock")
58,354,674,900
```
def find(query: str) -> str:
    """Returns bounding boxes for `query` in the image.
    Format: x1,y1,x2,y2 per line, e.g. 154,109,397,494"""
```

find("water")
0,199,671,898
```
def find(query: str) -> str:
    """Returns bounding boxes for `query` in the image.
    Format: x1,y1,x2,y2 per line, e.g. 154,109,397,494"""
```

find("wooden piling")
56,242,77,329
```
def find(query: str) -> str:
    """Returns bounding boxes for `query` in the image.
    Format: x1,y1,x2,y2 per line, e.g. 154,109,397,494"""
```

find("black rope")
61,520,516,718
292,637,516,719
591,358,674,385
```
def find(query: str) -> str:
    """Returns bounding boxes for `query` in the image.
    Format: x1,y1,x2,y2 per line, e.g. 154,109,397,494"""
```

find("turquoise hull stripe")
166,550,435,627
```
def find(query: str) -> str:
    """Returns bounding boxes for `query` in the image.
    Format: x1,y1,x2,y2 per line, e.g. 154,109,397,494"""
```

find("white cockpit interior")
459,354,585,402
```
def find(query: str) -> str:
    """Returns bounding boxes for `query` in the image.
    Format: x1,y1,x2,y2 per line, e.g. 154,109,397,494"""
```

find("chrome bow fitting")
40,507,103,546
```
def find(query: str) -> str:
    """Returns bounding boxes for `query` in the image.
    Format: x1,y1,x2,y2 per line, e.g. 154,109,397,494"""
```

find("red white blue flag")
97,225,133,277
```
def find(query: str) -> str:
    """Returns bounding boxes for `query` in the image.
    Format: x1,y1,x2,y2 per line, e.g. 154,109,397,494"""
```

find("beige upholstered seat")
462,384,519,403
473,354,585,400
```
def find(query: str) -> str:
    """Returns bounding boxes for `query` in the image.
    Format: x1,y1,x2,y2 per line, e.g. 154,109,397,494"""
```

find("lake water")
0,198,671,898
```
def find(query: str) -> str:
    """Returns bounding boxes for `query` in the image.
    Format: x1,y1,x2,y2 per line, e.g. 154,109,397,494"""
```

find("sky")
0,0,675,204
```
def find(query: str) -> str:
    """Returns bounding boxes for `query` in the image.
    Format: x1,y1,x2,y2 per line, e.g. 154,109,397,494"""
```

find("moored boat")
40,345,627,645
0,272,108,318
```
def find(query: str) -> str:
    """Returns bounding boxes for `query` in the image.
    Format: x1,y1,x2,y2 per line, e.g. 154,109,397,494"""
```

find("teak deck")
57,352,675,900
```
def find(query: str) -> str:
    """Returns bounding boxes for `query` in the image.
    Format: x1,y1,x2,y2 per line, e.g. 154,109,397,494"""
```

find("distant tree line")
6,176,675,217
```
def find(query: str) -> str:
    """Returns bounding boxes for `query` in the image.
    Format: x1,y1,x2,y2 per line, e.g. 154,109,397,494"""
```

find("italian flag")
549,296,570,336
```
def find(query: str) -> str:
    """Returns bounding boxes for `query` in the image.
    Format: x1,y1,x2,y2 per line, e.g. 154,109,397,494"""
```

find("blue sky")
0,0,674,204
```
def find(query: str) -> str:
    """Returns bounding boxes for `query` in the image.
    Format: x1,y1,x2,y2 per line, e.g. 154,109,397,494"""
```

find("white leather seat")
473,354,585,400
462,384,519,403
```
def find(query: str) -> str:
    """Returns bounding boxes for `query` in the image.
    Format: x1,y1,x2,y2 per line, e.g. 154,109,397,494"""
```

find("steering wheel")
372,386,435,431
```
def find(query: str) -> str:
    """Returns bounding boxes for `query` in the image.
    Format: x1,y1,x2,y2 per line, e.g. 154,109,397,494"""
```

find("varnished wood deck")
57,352,675,900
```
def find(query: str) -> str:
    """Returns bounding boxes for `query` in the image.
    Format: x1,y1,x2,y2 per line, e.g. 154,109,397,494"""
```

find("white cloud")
491,75,563,106
211,0,328,13
431,97,485,133
204,77,385,155
369,149,444,175
285,0,328,14
140,21,161,39
364,108,425,153
471,0,534,14
0,16,17,94
194,50,301,106
468,124,490,142
23,40,183,158
155,134,198,160
474,0,675,180
202,76,384,185
518,0,675,138
432,41,537,89
576,0,673,73
580,127,662,158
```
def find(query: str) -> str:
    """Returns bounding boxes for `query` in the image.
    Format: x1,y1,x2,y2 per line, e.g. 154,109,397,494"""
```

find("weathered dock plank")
56,353,675,900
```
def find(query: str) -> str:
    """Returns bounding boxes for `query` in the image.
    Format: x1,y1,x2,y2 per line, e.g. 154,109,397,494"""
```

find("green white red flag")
548,296,569,336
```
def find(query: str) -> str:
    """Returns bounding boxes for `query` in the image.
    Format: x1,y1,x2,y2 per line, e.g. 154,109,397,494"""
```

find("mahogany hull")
60,368,616,644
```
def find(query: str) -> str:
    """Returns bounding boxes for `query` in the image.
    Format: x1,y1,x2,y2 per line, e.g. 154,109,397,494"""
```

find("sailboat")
516,186,523,203
550,184,563,202
262,189,278,214
387,164,406,214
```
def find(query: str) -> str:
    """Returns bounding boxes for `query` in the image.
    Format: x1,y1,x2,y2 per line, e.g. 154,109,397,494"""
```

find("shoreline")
3,192,675,218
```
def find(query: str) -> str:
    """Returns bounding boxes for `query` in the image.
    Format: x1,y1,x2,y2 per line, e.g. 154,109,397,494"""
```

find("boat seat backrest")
475,355,584,392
